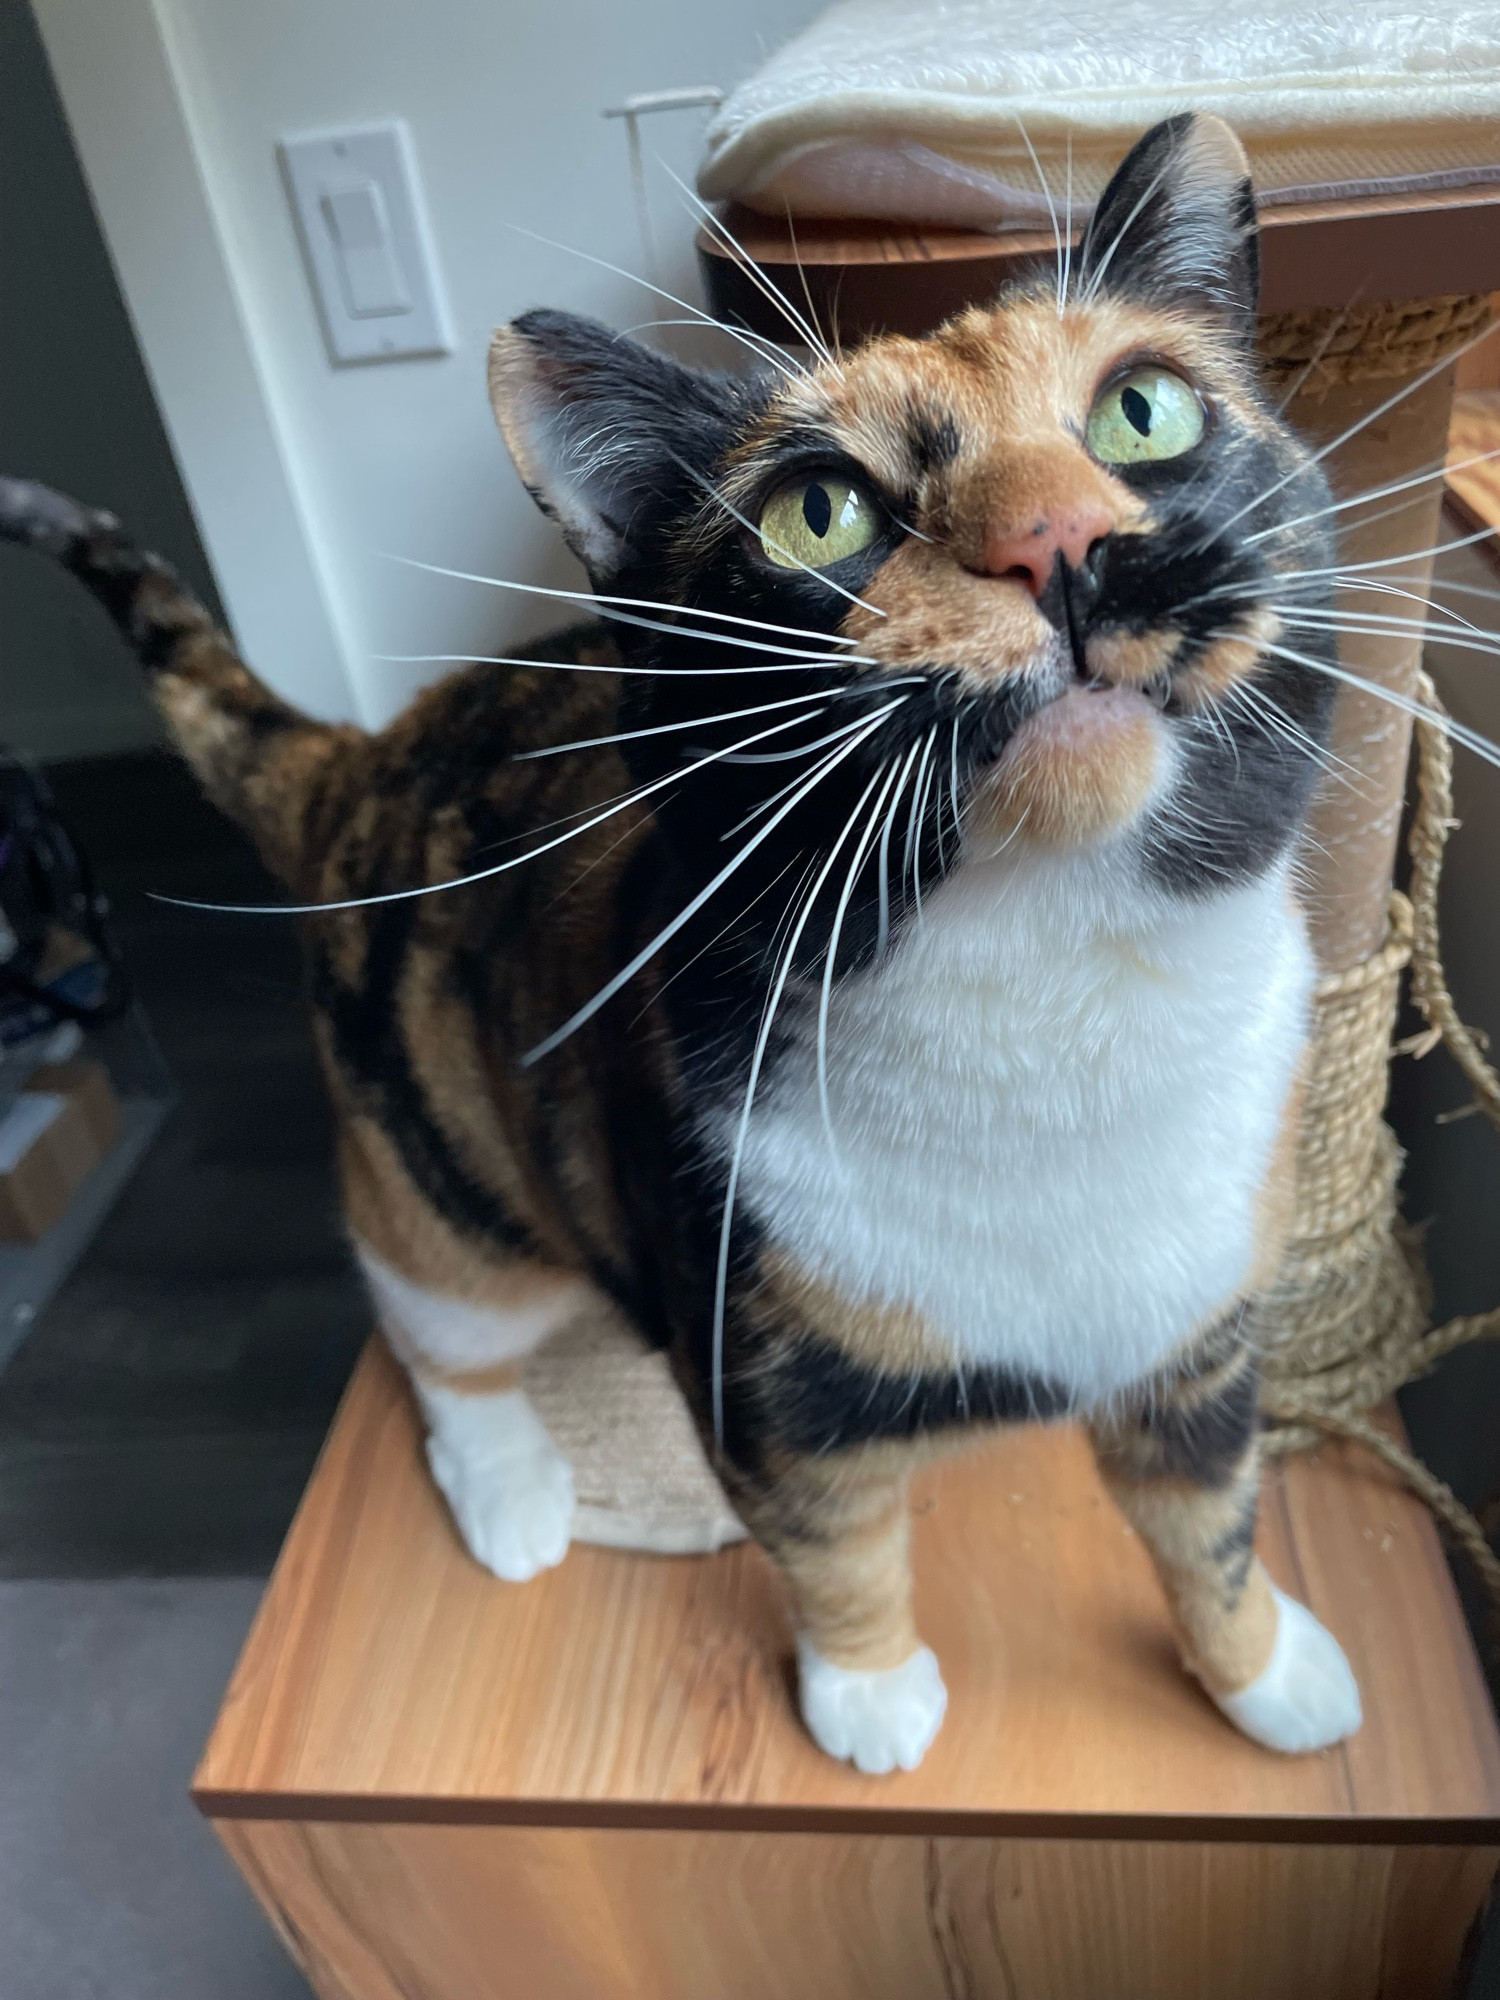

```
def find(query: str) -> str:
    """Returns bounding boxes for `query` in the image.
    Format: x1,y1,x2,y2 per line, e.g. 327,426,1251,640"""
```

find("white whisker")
1013,114,1064,317
512,680,923,760
948,710,965,856
658,158,839,372
717,709,913,764
711,854,826,1447
1221,677,1363,790
1205,315,1500,544
817,756,905,1155
382,552,867,655
522,697,910,1067
505,221,809,386
1269,294,1363,417
901,726,937,914
1243,441,1500,549
1080,156,1172,303
784,207,838,376
159,707,828,918
1222,633,1500,773
876,737,923,958
1265,604,1500,663
907,728,939,922
1180,521,1500,617
1425,576,1500,608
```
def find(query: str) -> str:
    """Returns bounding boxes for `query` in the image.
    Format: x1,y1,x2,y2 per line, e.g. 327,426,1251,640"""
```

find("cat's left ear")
1078,114,1258,341
489,310,748,585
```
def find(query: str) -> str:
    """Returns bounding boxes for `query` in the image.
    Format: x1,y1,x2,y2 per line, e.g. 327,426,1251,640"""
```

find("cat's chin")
970,684,1163,849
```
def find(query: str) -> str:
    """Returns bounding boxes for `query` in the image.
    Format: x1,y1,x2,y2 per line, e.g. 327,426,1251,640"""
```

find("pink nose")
980,503,1114,598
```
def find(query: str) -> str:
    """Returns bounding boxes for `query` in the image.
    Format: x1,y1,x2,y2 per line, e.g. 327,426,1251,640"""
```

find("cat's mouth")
1004,629,1178,728
968,655,1169,850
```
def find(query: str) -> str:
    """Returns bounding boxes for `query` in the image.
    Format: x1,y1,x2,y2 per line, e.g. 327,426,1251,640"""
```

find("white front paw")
797,1640,948,1774
421,1386,575,1583
1213,1585,1362,1754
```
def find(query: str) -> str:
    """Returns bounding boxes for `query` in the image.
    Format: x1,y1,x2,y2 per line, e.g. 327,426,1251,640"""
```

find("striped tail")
0,477,356,883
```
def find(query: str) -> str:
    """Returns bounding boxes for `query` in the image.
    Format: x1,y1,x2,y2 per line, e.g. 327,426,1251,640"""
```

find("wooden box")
0,1084,104,1242
195,1342,1500,2000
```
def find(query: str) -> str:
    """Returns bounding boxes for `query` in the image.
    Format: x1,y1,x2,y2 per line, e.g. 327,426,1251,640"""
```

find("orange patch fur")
338,1110,584,1349
753,1248,973,1383
1086,624,1183,688
1175,606,1284,707
841,536,1049,686
735,1450,922,1673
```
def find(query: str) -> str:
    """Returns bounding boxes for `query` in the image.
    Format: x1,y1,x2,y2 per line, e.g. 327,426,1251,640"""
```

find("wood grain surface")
699,185,1500,340
195,1340,1500,1841
1447,390,1500,544
212,1818,1500,2000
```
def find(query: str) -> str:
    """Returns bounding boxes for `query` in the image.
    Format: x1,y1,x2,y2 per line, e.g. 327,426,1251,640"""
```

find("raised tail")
0,477,358,883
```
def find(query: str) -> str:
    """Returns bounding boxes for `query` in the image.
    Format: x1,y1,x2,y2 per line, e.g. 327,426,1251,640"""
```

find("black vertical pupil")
1121,385,1153,436
802,483,833,537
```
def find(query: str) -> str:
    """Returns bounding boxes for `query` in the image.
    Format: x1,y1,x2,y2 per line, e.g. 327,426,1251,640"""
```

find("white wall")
36,0,818,728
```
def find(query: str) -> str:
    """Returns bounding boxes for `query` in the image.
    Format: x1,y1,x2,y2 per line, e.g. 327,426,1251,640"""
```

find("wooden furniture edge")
192,1789,1500,1845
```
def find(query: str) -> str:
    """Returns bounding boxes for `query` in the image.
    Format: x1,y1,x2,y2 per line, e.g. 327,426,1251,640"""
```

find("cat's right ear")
488,311,747,585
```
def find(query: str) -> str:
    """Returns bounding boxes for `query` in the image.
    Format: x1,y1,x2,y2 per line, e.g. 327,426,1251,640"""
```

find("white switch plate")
279,120,453,365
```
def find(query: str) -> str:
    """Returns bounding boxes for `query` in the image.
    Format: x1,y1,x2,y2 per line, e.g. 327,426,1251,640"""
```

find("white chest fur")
725,842,1313,1408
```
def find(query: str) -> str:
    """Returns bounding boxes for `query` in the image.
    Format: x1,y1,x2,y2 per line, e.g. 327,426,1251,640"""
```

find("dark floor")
1,1577,314,2000
0,752,368,1578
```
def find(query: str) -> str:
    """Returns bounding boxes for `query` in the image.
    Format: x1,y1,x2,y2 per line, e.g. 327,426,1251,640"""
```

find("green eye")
759,476,880,570
1087,367,1205,466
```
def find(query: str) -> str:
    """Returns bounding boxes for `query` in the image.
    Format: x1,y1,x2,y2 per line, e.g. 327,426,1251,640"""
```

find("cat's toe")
423,1397,576,1583
796,1641,948,1775
1212,1585,1361,1754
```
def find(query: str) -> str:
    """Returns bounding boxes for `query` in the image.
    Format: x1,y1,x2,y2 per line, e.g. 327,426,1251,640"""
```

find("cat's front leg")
1089,1334,1361,1753
741,1454,947,1775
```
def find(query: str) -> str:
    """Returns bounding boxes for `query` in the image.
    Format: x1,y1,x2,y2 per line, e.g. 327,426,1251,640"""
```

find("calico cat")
1,112,1362,1775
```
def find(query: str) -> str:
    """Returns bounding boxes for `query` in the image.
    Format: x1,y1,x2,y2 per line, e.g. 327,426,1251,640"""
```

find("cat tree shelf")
699,183,1500,342
195,1340,1499,2000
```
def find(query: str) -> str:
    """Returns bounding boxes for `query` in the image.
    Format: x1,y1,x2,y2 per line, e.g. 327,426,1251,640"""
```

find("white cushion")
698,0,1500,228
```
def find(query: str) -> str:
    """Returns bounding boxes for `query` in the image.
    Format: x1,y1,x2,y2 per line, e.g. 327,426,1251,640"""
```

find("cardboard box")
0,1088,103,1243
28,1058,121,1154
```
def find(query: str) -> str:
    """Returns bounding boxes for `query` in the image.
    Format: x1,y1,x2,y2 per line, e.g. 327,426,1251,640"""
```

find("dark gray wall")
0,0,218,760
1395,525,1500,1520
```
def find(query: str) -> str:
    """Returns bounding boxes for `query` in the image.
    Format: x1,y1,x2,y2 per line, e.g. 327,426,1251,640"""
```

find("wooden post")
1286,362,1460,970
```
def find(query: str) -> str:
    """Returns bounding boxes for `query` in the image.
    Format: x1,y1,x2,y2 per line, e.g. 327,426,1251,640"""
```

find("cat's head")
489,113,1337,919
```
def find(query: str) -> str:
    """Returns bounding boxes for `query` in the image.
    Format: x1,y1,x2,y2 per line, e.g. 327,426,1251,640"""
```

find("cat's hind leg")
1089,1333,1361,1754
342,1116,589,1582
358,1243,587,1582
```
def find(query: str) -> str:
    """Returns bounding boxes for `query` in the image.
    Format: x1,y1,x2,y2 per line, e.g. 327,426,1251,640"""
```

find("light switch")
320,180,410,317
280,121,453,364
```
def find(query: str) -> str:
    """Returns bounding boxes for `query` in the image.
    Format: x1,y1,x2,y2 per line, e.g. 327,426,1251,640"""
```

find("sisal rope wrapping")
1256,293,1493,394
1248,290,1500,1616
1259,681,1500,1613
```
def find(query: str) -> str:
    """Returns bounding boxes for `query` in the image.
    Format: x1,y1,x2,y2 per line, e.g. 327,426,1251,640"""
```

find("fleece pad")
698,0,1500,228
